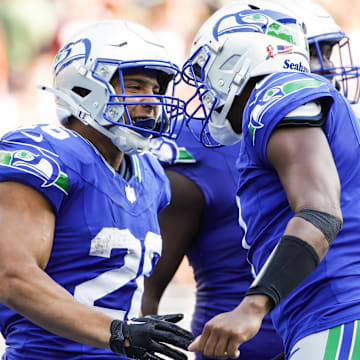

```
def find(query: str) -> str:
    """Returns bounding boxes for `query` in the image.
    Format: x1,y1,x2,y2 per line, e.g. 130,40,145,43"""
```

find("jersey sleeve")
245,72,335,165
0,128,72,213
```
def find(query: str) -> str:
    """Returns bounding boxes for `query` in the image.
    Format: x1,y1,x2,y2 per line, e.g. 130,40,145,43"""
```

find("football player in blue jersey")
142,121,284,360
180,2,360,360
143,2,359,360
0,19,194,360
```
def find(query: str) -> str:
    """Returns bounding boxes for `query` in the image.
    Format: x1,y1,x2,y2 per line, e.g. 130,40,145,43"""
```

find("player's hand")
188,296,269,358
109,313,194,360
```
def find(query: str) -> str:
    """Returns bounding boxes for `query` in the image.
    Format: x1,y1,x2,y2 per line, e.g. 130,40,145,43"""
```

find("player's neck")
94,140,124,171
65,119,125,171
227,83,255,133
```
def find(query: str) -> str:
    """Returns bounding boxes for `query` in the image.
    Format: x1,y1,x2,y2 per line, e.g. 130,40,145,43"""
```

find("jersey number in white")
74,228,161,319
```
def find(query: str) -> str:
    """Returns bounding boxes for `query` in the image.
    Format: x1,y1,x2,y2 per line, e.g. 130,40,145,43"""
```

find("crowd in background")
0,0,359,135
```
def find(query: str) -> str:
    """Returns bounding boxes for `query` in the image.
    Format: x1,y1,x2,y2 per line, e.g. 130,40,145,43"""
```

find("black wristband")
246,235,320,309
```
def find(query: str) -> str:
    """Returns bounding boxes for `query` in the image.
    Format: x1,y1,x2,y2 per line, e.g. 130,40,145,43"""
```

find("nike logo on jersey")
21,131,44,142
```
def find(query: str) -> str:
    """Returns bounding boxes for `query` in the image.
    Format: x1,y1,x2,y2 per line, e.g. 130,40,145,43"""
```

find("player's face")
111,73,161,126
309,42,334,75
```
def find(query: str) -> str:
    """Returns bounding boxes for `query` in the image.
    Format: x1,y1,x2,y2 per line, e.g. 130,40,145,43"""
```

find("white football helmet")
219,0,359,104
272,0,359,105
43,20,185,154
182,3,309,146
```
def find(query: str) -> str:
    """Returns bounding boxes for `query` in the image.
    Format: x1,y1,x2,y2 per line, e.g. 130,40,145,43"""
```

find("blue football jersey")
0,124,170,359
237,72,360,356
164,122,283,360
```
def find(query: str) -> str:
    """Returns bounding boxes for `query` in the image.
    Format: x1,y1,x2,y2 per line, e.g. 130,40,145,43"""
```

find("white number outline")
74,228,161,319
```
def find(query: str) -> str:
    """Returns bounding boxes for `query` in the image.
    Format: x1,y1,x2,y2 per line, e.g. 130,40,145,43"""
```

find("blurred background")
0,0,359,135
0,0,359,354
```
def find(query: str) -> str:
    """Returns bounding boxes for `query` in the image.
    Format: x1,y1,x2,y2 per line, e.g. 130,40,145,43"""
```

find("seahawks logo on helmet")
213,11,269,40
213,10,302,46
0,141,69,194
54,38,91,76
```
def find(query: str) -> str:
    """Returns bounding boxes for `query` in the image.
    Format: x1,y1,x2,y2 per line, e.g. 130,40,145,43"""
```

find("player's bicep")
266,126,341,214
0,181,55,270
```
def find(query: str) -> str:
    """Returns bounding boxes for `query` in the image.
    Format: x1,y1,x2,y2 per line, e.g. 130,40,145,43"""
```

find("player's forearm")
142,250,185,316
141,297,159,315
142,270,174,315
142,279,161,315
0,263,112,349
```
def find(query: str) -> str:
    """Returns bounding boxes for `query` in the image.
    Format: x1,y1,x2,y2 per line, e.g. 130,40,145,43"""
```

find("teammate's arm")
242,125,342,309
188,125,343,358
267,125,342,255
142,169,205,315
242,125,343,317
0,181,193,359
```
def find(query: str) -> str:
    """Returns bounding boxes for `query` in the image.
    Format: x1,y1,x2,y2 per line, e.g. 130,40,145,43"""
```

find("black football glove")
109,313,194,360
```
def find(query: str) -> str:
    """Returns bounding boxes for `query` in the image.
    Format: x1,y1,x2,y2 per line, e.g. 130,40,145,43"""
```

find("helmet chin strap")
208,116,242,145
38,85,157,154
107,125,154,154
208,82,242,145
207,58,250,145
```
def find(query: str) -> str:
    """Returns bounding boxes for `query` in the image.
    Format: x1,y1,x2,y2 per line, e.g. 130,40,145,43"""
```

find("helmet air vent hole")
72,87,91,97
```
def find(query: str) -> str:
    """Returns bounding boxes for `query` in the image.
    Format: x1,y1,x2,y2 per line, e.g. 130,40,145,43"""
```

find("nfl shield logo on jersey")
125,185,136,203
